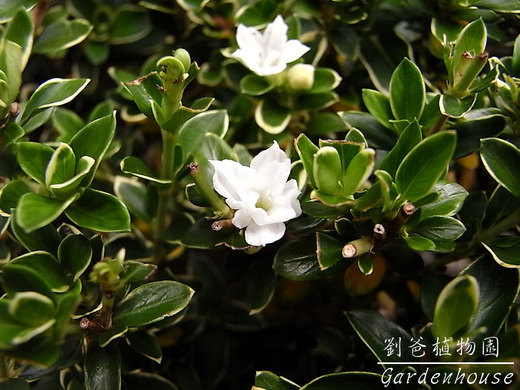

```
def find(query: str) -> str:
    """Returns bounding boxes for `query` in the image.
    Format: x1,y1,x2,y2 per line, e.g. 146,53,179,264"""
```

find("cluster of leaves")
0,0,519,390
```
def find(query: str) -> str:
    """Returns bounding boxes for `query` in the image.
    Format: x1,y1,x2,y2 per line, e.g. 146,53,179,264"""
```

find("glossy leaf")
69,112,117,187
84,341,121,390
21,78,90,124
113,281,194,327
408,216,466,242
58,234,92,281
346,309,416,364
461,255,520,345
8,251,70,293
316,232,345,270
240,74,274,95
432,275,479,338
34,19,92,53
482,236,520,268
1,263,55,300
389,58,425,122
378,119,422,178
9,291,56,328
123,71,163,118
340,148,375,196
253,371,300,390
361,89,392,129
313,146,341,194
16,193,76,232
340,111,397,150
294,134,319,187
108,5,151,44
3,7,33,69
419,181,468,219
16,142,54,185
395,131,456,203
126,331,163,363
177,109,229,158
453,108,506,158
45,143,76,188
120,156,171,184
255,99,291,134
0,179,31,212
451,18,487,77
114,177,152,222
9,212,61,254
65,188,131,232
480,138,520,197
246,259,277,315
274,234,348,281
439,94,477,118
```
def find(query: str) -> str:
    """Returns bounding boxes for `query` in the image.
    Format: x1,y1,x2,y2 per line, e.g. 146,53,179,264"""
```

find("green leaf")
395,131,456,203
255,99,291,134
0,179,31,212
453,108,506,158
9,251,70,293
123,71,163,119
45,143,76,188
419,181,468,219
69,112,117,187
9,291,56,327
240,74,274,95
177,109,229,158
274,234,347,281
1,263,55,300
0,0,38,23
461,255,520,345
404,235,436,251
114,176,152,222
451,18,487,77
126,332,162,363
389,58,425,122
482,236,520,268
84,341,121,390
473,0,520,12
65,188,130,233
120,156,171,184
108,5,151,44
339,111,397,150
432,274,479,338
301,372,383,390
345,309,416,364
33,19,92,54
10,211,61,253
480,138,520,198
113,281,194,327
307,68,342,94
246,259,277,315
3,8,34,69
439,94,477,118
313,146,342,194
253,371,300,390
409,215,466,241
16,142,54,185
16,193,76,233
0,122,25,150
295,134,319,188
361,89,392,129
340,148,375,196
21,78,90,124
316,232,345,270
58,234,92,281
52,107,85,143
378,119,422,178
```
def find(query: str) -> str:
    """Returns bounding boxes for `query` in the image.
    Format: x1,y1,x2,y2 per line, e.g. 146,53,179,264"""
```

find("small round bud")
286,63,315,91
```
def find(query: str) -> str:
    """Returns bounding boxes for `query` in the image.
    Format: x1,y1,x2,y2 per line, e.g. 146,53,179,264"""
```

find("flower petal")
281,39,310,64
244,221,286,246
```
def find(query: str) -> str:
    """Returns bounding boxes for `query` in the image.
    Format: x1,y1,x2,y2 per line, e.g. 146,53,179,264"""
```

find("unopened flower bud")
286,63,315,91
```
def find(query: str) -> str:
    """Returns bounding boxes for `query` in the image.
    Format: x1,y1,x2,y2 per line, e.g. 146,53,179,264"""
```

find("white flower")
210,142,302,247
232,15,310,77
